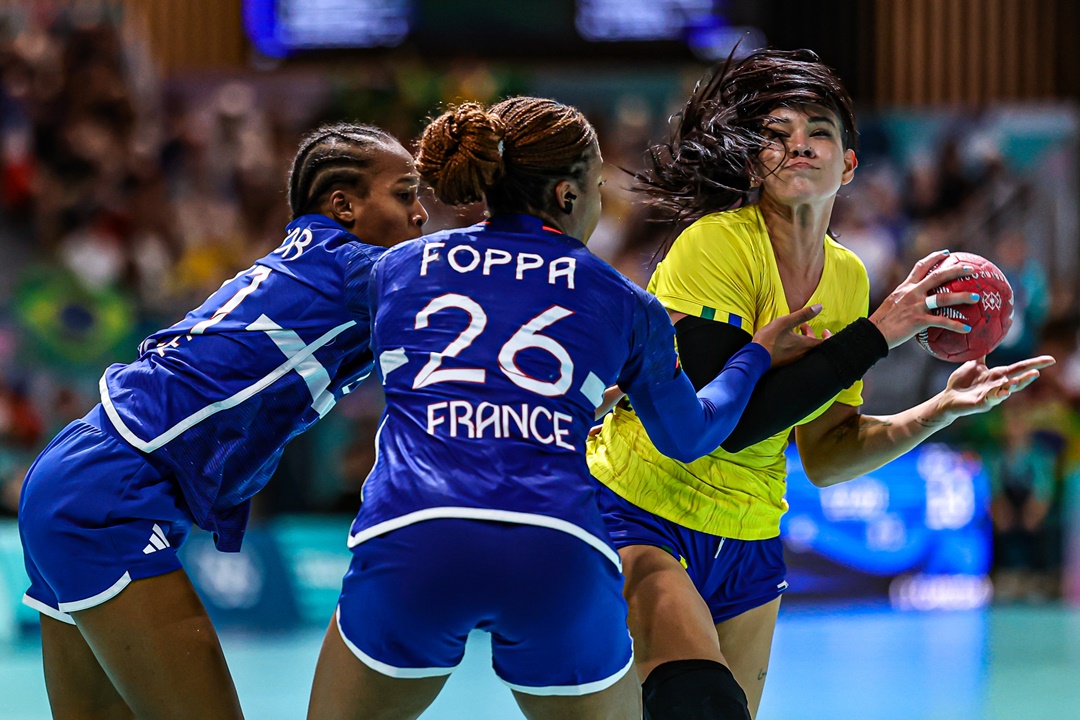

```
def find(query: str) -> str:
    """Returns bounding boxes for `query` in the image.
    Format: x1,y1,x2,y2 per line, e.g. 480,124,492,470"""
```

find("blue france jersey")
350,214,678,564
100,215,385,550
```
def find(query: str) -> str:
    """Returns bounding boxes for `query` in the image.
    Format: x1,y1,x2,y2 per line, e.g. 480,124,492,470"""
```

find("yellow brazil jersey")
586,204,870,540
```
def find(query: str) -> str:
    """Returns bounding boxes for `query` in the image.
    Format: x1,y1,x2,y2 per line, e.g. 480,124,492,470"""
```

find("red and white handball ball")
916,251,1014,363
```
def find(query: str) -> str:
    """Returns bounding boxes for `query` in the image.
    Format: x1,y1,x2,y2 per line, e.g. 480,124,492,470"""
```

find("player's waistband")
347,507,622,570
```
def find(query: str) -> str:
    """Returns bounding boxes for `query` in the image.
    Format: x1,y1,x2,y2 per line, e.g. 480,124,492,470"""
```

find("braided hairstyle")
287,123,398,219
636,48,857,224
416,97,597,216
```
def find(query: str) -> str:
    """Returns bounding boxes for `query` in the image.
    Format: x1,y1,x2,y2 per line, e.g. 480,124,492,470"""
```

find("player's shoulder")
672,205,768,258
686,205,767,241
264,214,384,270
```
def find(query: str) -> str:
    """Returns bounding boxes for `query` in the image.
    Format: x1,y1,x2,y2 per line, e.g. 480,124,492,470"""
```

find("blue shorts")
336,518,634,696
595,482,786,624
19,406,192,624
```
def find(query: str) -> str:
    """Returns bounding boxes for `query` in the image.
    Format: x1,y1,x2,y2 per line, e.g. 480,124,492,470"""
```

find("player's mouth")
785,161,817,170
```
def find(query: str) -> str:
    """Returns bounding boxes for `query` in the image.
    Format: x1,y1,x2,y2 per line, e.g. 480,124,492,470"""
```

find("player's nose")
414,203,429,228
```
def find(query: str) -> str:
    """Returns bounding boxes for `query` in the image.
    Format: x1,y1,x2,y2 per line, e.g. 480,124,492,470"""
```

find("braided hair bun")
417,102,505,206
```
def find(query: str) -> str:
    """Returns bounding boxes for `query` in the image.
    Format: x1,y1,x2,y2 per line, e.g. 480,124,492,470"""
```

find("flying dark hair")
287,123,398,219
416,97,597,217
636,48,857,223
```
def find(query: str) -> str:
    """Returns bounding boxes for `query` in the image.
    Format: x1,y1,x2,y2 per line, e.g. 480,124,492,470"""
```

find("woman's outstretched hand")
935,355,1056,420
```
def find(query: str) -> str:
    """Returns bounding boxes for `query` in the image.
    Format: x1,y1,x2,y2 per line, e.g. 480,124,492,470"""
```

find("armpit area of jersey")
673,315,889,453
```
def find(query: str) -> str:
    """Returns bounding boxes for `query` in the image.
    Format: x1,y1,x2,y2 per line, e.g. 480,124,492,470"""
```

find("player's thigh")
40,614,133,720
73,569,243,720
619,543,725,679
307,618,447,720
714,596,781,719
512,664,641,720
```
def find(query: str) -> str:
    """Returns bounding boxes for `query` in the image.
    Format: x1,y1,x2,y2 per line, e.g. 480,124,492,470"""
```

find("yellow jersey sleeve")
648,215,761,335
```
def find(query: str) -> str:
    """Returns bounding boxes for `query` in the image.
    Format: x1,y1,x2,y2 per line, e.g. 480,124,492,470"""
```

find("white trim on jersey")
580,371,606,408
248,315,337,418
357,415,389,504
22,594,76,625
57,571,132,613
335,607,460,679
99,320,356,453
501,649,635,697
346,507,622,570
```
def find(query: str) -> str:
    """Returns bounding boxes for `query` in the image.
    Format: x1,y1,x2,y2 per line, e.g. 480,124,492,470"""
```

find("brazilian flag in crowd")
13,269,137,375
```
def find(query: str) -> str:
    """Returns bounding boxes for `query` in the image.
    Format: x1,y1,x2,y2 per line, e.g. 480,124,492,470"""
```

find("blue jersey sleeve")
616,290,681,394
627,337,771,464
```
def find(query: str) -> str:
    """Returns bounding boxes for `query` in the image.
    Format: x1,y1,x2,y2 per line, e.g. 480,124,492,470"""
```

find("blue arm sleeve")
626,342,771,463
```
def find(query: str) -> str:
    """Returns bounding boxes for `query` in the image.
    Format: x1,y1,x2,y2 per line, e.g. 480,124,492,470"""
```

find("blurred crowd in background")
0,7,1077,603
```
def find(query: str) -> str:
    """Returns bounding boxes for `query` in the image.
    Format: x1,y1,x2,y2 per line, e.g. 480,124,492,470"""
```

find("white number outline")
189,265,273,336
412,294,488,389
410,295,575,397
498,306,575,397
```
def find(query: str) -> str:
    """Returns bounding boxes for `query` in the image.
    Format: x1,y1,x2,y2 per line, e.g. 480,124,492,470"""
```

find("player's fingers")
822,329,833,339
925,316,971,333
588,424,603,438
931,291,981,308
777,303,823,331
906,249,951,282
987,377,1017,403
797,322,814,337
915,262,974,293
1002,355,1057,376
1009,370,1042,393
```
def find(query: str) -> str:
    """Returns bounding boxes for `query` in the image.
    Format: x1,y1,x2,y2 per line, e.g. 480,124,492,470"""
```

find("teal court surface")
2,604,1078,720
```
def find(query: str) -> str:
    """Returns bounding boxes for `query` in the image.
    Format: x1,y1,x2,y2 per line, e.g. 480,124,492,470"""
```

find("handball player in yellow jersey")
586,49,1055,720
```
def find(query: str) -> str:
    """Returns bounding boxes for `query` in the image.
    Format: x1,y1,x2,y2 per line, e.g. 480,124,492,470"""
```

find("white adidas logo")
142,524,171,554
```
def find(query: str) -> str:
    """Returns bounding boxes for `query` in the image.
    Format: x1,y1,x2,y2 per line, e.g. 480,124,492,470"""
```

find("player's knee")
642,659,750,720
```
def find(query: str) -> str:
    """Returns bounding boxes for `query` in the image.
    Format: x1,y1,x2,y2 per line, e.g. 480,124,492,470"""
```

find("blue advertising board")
782,443,993,610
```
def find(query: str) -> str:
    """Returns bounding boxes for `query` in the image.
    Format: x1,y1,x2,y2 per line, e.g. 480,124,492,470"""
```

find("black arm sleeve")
674,315,890,453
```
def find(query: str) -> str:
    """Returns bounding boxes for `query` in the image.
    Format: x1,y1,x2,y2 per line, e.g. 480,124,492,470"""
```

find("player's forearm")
802,394,955,486
594,385,625,420
630,343,771,463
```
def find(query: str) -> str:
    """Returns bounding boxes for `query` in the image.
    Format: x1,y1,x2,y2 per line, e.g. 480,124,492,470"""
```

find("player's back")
101,215,383,548
352,214,673,555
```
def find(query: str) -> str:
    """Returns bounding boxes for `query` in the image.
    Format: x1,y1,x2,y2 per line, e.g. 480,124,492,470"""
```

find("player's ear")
841,150,858,186
554,179,578,215
328,190,355,224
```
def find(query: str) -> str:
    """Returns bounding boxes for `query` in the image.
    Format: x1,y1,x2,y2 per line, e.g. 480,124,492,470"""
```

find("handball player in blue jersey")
306,99,823,720
18,123,428,719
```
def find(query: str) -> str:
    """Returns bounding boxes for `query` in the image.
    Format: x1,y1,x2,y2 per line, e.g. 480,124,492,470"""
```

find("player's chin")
768,181,838,204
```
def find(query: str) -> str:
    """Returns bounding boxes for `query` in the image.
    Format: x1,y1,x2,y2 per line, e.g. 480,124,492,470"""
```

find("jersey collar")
484,214,563,236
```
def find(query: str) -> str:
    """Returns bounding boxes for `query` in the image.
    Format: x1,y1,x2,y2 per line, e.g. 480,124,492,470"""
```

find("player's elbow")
665,440,710,464
801,457,848,488
650,436,699,464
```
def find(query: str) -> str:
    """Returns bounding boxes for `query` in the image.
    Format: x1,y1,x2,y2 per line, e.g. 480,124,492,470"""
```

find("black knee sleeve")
642,659,751,720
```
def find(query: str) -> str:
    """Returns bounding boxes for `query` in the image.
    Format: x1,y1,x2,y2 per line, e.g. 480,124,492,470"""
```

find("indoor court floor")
1,604,1077,720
